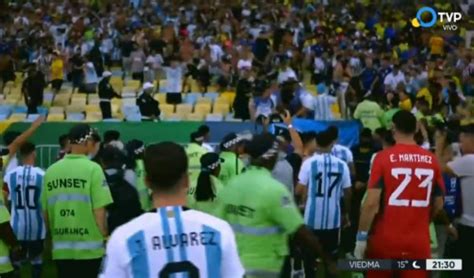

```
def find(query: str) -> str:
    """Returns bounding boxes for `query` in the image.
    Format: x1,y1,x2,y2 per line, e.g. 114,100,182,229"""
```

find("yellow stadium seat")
47,113,65,122
126,80,141,90
4,81,15,94
53,95,71,106
49,106,64,114
194,103,211,115
213,103,230,115
112,98,123,106
164,113,182,121
159,104,175,117
176,104,193,116
154,93,166,104
4,98,19,105
221,92,236,103
66,105,85,113
85,104,101,113
86,112,102,122
205,113,224,121
215,97,230,106
186,113,204,121
9,113,26,121
111,103,121,114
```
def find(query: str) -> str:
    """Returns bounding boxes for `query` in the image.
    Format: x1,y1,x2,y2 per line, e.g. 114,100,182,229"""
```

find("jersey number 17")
314,172,341,197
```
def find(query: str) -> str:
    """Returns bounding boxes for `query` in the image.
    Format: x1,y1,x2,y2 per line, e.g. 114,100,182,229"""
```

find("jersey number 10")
14,185,38,209
389,168,433,207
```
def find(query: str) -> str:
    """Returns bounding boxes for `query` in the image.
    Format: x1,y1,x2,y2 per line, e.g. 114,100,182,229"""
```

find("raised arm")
7,115,45,159
282,110,304,156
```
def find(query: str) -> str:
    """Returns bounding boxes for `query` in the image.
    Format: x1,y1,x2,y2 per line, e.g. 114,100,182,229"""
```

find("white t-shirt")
237,59,252,71
448,154,474,227
146,54,164,70
164,66,184,93
383,71,406,91
100,206,244,278
277,67,297,84
84,62,98,84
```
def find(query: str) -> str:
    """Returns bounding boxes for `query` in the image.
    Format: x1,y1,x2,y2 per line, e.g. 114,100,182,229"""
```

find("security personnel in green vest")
185,131,208,181
218,133,245,185
125,139,151,210
0,197,23,278
41,124,113,278
216,133,336,277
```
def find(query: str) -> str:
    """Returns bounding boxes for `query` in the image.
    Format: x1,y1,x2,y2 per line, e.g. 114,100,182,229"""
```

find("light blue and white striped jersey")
298,153,351,230
3,165,46,241
312,94,337,121
100,206,244,278
331,144,354,165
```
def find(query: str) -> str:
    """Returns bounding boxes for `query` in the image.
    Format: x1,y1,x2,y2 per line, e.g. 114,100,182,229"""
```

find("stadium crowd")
0,0,473,277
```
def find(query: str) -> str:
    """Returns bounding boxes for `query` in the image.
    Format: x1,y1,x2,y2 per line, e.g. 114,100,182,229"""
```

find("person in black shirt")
100,146,142,233
98,71,121,119
22,64,46,114
253,31,271,68
233,70,254,120
136,82,160,121
70,51,84,94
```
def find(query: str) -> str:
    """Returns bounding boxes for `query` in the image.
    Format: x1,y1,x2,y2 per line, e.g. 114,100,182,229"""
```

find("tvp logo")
411,7,462,31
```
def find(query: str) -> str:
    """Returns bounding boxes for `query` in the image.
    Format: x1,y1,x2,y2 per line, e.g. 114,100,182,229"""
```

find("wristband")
356,231,368,241
288,124,294,129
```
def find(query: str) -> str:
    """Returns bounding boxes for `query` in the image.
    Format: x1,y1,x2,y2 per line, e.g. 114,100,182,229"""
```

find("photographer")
436,123,474,278
100,146,143,233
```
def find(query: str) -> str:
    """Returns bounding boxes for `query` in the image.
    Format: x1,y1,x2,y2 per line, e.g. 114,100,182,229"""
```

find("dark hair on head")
360,128,372,139
389,95,400,108
198,125,210,135
383,131,395,146
144,142,188,192
375,127,387,137
59,134,69,148
91,133,101,143
392,110,417,135
195,171,215,202
315,131,334,148
326,126,339,141
19,142,35,160
301,131,317,145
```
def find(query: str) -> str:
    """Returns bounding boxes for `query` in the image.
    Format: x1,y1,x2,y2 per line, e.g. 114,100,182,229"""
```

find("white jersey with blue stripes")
3,165,46,241
331,144,354,165
298,153,351,230
100,206,244,278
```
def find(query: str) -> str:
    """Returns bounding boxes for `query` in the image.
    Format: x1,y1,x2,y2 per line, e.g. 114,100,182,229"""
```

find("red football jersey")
367,144,445,258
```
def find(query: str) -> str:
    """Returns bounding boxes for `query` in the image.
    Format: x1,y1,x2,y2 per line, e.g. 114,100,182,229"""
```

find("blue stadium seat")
122,105,141,122
204,92,219,102
24,114,41,122
13,106,28,114
0,105,12,119
184,93,202,105
66,113,85,121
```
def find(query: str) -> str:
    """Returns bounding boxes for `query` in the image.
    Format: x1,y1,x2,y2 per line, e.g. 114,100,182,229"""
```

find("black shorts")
55,258,102,278
51,79,63,91
166,93,182,104
15,240,44,263
313,228,340,259
132,72,144,82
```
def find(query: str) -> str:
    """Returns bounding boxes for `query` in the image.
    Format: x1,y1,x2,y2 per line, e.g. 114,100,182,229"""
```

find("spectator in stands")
83,57,98,94
163,56,185,104
383,63,406,92
22,64,45,114
0,52,15,95
70,50,84,94
327,126,355,176
136,82,160,121
249,79,277,123
130,44,146,84
233,69,254,120
310,84,339,121
98,71,121,119
100,146,142,233
50,51,64,94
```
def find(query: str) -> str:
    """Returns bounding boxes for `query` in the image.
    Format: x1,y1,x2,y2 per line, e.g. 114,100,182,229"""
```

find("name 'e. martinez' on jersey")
100,206,244,278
